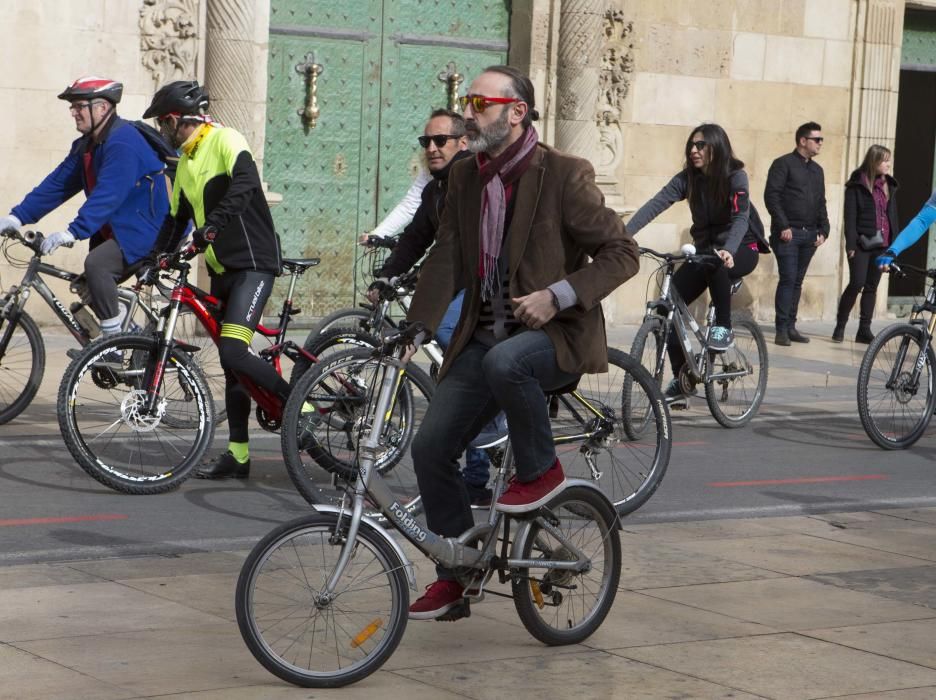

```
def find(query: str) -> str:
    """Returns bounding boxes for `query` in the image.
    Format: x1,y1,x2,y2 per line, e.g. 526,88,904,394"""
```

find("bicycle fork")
889,317,935,393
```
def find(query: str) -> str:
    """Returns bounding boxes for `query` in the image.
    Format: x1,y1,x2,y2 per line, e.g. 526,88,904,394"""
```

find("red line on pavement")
707,475,888,488
0,514,129,527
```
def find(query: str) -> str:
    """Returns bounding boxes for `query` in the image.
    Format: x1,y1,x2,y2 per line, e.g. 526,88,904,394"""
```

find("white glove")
0,214,22,235
40,230,76,255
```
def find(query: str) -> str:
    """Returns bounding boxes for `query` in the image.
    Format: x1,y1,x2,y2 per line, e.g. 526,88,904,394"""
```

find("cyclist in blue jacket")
0,77,170,340
877,191,936,270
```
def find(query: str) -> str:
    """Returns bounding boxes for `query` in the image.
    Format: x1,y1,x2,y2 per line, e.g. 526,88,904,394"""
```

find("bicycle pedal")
462,581,486,601
666,397,690,410
436,599,471,621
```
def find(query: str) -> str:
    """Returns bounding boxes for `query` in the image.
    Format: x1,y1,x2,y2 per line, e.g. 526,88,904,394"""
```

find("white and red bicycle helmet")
58,76,123,105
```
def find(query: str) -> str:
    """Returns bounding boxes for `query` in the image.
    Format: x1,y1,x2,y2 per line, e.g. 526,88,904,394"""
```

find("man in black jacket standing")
764,121,831,346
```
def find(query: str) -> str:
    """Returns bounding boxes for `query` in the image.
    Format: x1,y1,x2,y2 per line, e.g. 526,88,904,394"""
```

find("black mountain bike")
0,228,180,423
857,262,936,449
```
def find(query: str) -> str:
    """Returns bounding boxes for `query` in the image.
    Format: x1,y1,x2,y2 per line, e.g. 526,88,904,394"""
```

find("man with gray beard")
403,65,639,621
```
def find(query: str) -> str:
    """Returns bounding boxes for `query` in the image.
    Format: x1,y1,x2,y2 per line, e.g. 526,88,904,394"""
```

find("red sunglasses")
458,94,519,113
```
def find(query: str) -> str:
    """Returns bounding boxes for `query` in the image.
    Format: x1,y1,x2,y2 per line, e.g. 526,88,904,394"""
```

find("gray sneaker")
708,325,734,352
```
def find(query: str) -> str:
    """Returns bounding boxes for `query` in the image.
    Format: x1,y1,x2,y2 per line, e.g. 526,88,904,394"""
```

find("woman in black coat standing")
833,145,898,343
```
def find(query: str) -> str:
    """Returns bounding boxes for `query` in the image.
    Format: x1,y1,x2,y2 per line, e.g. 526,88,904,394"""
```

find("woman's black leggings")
668,244,759,373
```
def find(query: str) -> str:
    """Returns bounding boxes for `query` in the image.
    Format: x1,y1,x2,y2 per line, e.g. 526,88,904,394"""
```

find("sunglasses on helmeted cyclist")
457,94,519,113
417,134,461,148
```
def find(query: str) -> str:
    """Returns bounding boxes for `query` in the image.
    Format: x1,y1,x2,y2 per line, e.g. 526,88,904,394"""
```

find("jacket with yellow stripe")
153,124,282,275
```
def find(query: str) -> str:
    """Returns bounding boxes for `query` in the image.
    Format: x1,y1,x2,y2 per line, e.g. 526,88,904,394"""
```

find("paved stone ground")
3,320,936,698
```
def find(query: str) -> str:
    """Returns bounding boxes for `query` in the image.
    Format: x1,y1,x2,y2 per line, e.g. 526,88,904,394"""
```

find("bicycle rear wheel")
57,332,215,494
512,485,621,645
0,310,45,424
281,348,429,514
236,513,408,688
552,348,671,516
290,310,388,385
858,323,936,449
704,315,768,428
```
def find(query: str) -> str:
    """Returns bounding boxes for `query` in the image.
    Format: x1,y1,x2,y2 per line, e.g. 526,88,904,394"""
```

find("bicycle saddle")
281,258,321,273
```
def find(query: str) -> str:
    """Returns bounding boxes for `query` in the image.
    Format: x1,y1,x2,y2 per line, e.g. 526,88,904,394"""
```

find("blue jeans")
435,289,492,487
773,229,819,332
411,330,578,551
434,288,464,350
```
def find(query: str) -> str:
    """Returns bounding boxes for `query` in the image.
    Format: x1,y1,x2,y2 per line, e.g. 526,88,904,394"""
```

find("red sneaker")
495,460,566,513
408,579,465,620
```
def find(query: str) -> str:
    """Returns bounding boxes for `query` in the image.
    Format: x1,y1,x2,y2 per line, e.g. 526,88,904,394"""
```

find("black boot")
195,451,250,479
831,320,846,343
788,327,810,343
774,329,791,346
855,325,874,344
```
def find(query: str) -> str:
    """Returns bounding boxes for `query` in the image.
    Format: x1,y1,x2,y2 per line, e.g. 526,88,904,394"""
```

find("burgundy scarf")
477,126,539,300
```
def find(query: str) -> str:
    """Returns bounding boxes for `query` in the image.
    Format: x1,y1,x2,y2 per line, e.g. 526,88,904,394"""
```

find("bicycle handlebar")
364,235,398,250
2,229,75,256
638,246,723,267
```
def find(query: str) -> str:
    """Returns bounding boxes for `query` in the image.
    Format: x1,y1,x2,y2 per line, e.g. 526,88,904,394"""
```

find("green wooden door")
267,1,508,317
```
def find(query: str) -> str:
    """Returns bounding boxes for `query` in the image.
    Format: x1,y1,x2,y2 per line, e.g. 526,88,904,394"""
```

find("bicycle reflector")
350,618,384,648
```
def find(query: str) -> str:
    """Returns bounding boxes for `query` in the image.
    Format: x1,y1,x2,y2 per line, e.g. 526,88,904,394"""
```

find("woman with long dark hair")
833,145,898,344
627,123,766,400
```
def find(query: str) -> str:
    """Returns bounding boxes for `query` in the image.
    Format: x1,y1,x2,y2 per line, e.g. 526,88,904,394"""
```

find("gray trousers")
84,238,129,321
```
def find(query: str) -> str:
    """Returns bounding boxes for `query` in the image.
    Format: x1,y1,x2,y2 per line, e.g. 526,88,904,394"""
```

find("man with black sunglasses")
764,121,830,346
366,109,470,295
402,65,638,621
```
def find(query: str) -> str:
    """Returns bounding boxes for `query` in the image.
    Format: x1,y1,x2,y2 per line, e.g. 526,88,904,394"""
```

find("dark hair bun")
529,109,540,122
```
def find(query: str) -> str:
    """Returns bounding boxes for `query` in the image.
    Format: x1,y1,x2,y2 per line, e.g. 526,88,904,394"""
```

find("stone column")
203,0,270,172
554,0,604,162
845,0,904,315
554,1,631,214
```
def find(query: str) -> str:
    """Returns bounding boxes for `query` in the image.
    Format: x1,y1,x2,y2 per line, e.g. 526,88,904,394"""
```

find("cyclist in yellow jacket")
141,80,287,479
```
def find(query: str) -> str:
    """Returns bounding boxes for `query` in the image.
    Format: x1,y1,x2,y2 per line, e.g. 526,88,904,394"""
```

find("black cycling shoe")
195,451,250,479
465,482,493,508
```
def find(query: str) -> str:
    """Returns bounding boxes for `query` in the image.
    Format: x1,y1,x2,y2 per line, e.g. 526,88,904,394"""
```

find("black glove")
136,265,159,287
191,225,218,251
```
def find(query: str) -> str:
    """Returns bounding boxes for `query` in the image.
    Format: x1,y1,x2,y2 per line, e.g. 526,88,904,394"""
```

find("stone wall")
0,0,912,329
0,0,203,324
605,0,869,324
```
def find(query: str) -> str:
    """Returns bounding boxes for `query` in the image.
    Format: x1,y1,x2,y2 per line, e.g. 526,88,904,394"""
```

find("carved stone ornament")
139,0,199,85
596,8,634,171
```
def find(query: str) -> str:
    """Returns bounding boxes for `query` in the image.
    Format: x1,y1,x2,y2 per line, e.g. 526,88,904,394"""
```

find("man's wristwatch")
549,289,560,312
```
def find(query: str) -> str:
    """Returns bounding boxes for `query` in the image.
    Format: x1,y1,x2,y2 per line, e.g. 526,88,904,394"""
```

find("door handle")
295,52,324,129
437,62,464,112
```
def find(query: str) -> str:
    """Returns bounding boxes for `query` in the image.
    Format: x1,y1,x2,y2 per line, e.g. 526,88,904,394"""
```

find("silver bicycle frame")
318,346,604,597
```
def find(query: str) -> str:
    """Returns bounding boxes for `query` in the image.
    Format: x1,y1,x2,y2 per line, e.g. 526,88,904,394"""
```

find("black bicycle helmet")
143,80,210,120
58,76,123,104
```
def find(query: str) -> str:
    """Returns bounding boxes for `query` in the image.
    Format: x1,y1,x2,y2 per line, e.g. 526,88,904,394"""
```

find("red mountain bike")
57,245,322,494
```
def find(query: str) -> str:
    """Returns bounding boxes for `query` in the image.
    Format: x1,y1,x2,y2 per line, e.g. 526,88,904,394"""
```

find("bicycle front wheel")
512,485,621,646
57,332,215,494
0,310,45,424
623,316,666,440
553,348,671,516
704,315,768,428
236,513,409,688
858,323,936,449
146,307,226,423
281,348,429,513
